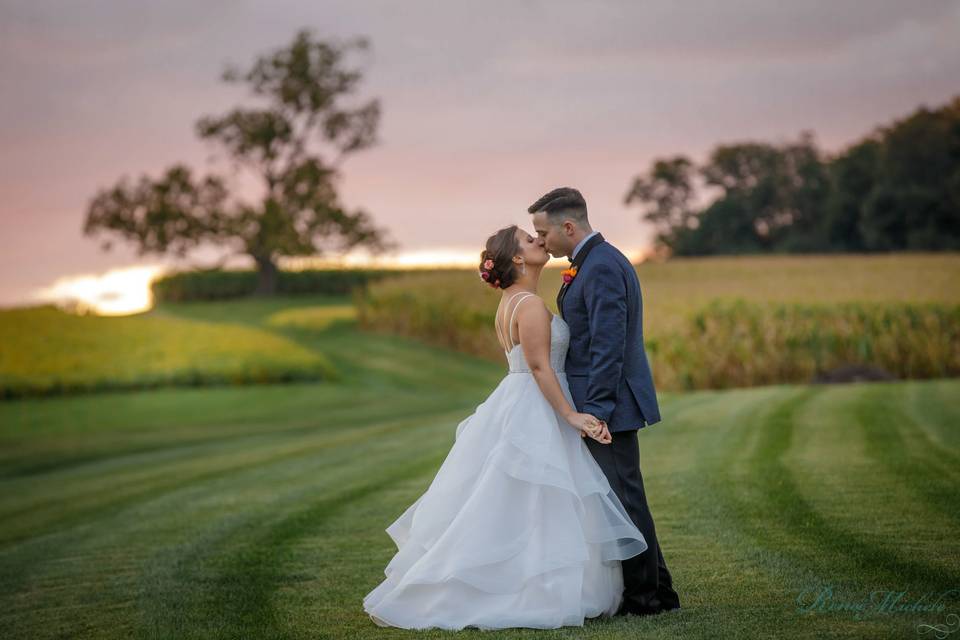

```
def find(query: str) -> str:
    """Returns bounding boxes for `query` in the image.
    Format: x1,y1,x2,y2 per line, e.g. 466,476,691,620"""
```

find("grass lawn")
1,295,957,639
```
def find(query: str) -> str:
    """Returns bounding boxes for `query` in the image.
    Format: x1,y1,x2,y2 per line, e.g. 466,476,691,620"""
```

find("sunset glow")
25,245,655,316
31,265,165,316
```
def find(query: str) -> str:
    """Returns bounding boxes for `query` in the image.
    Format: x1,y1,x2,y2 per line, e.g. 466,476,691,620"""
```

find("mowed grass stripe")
185,456,445,640
666,384,949,639
319,338,504,394
2,411,465,639
903,381,960,472
784,382,960,589
722,384,960,590
922,379,960,449
0,386,476,479
853,382,960,525
0,393,474,516
643,385,867,638
623,387,826,637
0,405,473,618
134,419,460,640
0,382,407,440
0,403,474,547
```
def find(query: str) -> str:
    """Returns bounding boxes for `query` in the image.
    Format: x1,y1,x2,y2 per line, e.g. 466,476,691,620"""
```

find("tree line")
625,96,960,256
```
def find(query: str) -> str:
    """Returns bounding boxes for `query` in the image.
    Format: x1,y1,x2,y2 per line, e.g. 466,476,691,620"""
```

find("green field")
1,294,958,639
359,253,960,341
358,254,960,391
0,303,338,399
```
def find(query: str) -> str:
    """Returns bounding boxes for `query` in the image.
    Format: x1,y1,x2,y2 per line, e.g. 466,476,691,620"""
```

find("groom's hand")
567,411,609,444
595,419,612,444
583,414,612,444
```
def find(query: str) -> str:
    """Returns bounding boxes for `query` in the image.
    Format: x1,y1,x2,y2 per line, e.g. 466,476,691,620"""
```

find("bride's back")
494,291,569,374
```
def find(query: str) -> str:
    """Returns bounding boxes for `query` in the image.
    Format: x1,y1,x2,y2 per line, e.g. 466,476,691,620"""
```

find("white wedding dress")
362,292,648,630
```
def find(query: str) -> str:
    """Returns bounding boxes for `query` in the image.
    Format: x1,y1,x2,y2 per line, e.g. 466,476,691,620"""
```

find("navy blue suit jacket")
558,233,662,432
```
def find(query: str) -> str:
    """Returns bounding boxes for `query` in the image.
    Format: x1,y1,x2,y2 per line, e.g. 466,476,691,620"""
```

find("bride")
362,224,648,630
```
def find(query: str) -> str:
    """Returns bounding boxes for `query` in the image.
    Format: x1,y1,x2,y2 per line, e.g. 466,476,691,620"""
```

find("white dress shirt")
571,230,599,262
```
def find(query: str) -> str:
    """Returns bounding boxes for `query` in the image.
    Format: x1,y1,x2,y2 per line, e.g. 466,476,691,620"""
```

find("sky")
1,0,959,309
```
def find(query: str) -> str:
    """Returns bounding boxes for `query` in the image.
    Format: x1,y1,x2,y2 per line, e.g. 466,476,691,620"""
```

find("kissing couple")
363,187,681,630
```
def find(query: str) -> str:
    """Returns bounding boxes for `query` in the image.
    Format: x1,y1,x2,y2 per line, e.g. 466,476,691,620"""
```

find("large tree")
83,29,394,295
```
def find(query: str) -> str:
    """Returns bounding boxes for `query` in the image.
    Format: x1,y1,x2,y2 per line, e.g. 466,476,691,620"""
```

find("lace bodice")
496,292,569,374
505,313,569,373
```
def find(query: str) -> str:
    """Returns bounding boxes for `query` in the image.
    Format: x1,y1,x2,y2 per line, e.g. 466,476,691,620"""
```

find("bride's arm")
516,298,607,439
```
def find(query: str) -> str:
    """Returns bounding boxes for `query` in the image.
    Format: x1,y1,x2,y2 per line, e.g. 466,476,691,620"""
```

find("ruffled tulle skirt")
362,370,648,630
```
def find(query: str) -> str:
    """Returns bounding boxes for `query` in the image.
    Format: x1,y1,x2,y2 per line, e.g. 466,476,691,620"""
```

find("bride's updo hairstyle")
478,224,520,290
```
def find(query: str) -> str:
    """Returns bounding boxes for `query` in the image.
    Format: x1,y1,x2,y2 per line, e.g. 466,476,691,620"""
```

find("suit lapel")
557,232,604,319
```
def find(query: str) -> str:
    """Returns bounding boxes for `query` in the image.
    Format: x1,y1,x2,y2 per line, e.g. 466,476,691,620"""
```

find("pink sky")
2,0,959,307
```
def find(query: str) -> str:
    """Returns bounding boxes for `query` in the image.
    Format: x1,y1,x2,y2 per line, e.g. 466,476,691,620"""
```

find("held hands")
590,419,612,444
565,412,612,445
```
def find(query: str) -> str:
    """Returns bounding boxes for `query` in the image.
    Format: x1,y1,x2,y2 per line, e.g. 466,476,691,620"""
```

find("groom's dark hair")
527,187,589,227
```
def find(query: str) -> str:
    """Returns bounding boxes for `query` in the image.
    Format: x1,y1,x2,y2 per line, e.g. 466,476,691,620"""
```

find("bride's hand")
581,422,613,444
565,412,611,444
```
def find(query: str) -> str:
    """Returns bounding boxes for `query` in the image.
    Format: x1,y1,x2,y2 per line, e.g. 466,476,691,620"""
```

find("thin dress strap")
493,291,525,355
495,291,535,353
494,307,509,354
506,293,536,351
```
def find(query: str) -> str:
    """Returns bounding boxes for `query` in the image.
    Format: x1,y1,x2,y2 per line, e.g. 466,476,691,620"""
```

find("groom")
528,186,681,617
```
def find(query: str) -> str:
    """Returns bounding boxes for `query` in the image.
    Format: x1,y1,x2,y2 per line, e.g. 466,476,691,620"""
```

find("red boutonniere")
561,266,578,284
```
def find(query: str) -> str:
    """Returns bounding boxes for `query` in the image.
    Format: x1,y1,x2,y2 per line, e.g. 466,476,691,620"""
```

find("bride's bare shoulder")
515,294,550,321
